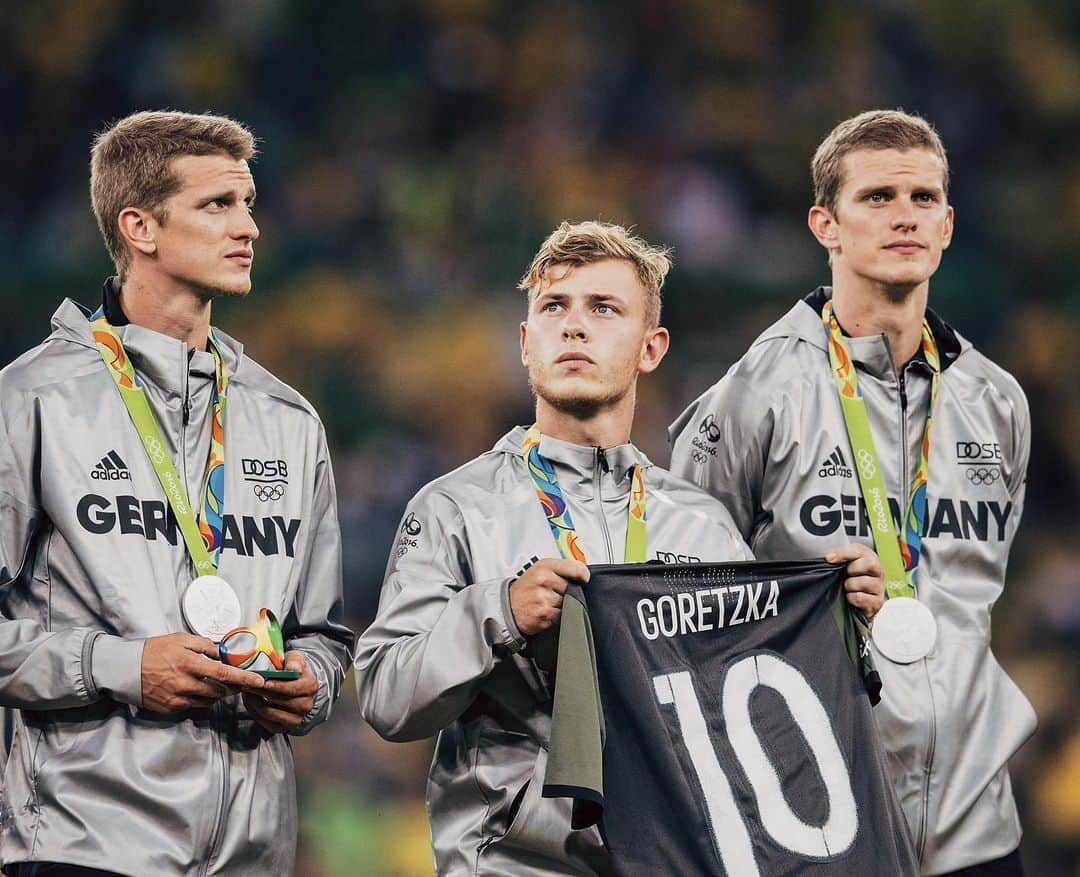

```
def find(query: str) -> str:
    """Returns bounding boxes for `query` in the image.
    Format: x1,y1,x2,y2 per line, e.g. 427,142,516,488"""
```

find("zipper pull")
899,373,908,412
597,447,610,474
182,395,190,426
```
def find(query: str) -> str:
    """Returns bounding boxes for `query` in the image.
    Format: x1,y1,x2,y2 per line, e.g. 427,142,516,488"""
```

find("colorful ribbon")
822,300,940,597
91,308,229,572
522,425,646,564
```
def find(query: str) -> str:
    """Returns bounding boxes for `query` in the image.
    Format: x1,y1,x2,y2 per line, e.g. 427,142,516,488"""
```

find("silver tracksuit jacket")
0,296,352,875
354,427,752,877
669,289,1037,875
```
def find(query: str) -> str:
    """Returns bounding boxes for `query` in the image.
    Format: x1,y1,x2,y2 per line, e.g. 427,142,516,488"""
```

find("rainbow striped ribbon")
822,300,940,597
91,309,229,571
522,425,646,564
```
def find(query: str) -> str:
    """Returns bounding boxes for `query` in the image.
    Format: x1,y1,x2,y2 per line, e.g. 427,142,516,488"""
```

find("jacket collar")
758,287,965,379
48,279,246,393
496,425,651,500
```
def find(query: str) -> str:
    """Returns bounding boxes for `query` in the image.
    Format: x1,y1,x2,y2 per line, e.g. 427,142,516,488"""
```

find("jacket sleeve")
668,372,774,545
282,428,353,736
0,385,110,710
354,486,525,742
1005,384,1031,519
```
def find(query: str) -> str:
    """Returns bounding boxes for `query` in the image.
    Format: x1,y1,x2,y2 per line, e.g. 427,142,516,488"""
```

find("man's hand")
141,632,266,714
241,651,319,734
508,558,590,637
825,543,885,622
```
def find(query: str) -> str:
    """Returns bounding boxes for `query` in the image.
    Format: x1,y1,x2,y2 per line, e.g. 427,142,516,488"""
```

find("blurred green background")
2,1,1078,874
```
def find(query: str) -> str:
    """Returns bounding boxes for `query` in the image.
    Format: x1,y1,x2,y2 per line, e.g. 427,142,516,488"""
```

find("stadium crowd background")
1,2,1077,874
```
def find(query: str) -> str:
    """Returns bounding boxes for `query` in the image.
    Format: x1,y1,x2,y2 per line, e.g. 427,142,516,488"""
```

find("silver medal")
182,575,242,642
872,596,937,664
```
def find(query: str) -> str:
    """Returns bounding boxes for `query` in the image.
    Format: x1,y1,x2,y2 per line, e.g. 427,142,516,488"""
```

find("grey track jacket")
0,294,352,875
354,427,752,877
669,288,1036,876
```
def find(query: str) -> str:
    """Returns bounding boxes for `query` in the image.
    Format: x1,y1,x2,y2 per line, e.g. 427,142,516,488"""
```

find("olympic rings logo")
965,467,1000,486
691,450,709,465
144,434,166,465
254,484,285,502
856,449,877,480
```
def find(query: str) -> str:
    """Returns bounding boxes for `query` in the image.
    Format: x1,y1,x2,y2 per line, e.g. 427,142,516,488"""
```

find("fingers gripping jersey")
544,559,918,877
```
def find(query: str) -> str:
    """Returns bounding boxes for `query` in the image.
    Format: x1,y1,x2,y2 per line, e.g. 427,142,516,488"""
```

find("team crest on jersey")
242,458,289,502
954,440,1003,489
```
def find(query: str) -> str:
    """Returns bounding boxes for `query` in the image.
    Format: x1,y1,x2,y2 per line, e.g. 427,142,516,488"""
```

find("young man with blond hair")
671,110,1035,876
0,111,351,875
356,220,885,875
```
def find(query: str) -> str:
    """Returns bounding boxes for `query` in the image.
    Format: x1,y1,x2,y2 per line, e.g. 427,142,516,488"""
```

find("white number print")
654,655,858,875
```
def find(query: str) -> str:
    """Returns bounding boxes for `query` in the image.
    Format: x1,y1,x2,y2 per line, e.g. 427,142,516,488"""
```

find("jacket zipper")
180,355,230,874
594,448,615,563
202,702,231,875
901,366,937,863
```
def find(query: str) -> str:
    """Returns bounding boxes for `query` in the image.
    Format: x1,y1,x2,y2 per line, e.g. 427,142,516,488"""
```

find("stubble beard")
528,368,631,420
191,278,252,302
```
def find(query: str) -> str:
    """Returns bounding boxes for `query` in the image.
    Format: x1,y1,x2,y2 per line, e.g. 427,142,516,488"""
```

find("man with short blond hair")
671,109,1035,876
0,110,351,875
356,220,885,875
518,220,670,328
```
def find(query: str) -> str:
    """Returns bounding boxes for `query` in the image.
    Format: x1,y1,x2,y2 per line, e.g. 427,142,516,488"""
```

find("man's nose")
892,201,918,232
233,208,260,241
561,312,587,340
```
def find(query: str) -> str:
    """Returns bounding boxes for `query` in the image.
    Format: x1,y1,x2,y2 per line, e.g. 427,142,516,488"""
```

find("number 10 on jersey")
654,653,859,875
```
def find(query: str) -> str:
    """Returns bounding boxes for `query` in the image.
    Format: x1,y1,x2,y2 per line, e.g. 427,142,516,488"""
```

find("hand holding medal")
92,310,314,728
219,608,301,680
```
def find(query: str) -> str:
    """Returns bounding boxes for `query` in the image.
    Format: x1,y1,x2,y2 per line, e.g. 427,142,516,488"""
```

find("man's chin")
535,388,625,419
196,281,253,301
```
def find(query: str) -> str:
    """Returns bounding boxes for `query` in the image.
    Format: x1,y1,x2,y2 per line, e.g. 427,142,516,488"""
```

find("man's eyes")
204,198,255,210
866,191,938,204
538,301,617,313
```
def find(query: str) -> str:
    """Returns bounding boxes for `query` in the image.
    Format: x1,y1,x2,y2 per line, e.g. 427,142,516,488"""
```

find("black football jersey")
543,559,918,877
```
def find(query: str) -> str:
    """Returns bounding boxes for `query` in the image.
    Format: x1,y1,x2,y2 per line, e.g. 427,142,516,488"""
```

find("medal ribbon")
822,300,940,598
522,425,646,563
91,309,229,573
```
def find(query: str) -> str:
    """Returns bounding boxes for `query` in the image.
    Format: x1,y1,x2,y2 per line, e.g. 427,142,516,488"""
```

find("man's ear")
118,207,158,257
638,326,670,375
519,321,529,367
941,204,955,251
807,204,840,255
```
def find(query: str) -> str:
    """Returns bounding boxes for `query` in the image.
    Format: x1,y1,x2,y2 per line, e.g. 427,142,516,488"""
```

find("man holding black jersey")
671,110,1036,876
356,220,885,876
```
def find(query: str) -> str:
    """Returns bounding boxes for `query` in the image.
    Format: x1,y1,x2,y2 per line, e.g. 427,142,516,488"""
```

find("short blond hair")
90,110,257,277
518,221,671,328
812,109,949,216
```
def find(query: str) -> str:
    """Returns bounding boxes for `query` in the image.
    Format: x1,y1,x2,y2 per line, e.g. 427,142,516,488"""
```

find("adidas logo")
818,446,853,479
91,450,132,481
